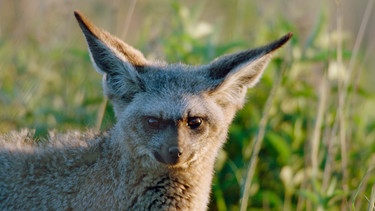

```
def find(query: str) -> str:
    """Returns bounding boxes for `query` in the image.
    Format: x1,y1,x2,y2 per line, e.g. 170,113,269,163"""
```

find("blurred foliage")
1,0,374,210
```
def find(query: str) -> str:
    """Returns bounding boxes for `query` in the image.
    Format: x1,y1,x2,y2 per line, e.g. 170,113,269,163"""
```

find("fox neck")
117,140,221,210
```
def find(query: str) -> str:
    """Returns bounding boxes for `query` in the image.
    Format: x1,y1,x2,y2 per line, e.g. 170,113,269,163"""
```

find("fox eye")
147,117,163,129
187,117,202,129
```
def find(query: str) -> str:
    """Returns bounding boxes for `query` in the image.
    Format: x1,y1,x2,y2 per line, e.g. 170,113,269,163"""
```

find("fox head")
74,11,292,169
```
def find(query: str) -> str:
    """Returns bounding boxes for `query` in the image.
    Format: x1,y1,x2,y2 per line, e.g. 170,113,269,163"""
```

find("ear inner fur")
208,33,292,80
205,33,292,109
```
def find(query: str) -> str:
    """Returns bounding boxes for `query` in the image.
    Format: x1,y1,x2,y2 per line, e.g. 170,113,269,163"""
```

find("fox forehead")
137,64,213,95
128,87,221,121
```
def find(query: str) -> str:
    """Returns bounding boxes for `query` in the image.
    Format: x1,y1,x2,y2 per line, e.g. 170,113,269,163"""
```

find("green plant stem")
347,0,374,122
351,166,375,209
334,1,349,204
96,0,138,130
96,98,108,130
240,61,289,211
311,73,328,179
120,0,138,40
368,179,375,211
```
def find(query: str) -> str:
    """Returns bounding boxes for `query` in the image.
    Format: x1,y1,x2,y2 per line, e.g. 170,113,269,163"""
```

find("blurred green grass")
1,0,375,210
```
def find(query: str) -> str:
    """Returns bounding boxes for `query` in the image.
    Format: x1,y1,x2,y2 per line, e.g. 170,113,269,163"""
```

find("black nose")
168,146,182,159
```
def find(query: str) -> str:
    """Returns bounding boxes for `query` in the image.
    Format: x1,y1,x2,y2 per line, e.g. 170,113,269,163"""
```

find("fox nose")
153,146,184,165
168,146,182,159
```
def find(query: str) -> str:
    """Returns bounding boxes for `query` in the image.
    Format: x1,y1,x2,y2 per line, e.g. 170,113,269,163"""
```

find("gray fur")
0,11,292,210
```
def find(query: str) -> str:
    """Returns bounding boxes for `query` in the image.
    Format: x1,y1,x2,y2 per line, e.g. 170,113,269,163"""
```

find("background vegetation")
1,0,374,210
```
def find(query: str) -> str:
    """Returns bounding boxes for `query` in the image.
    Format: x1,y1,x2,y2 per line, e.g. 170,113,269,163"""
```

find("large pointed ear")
74,10,147,101
206,33,292,108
